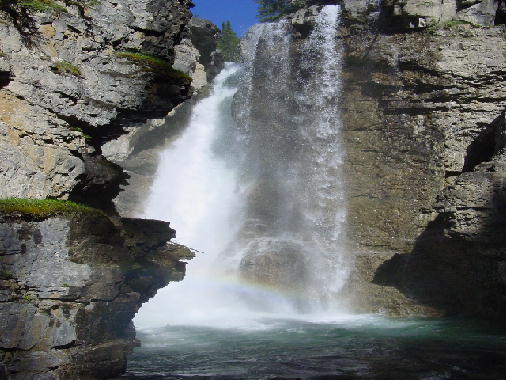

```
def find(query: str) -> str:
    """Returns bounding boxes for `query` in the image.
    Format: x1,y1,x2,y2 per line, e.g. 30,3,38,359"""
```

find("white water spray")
135,5,348,330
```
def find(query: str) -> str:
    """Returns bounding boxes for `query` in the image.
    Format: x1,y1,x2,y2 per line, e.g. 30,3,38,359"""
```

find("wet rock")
0,363,7,380
0,212,193,379
240,239,309,290
339,4,506,319
240,239,312,311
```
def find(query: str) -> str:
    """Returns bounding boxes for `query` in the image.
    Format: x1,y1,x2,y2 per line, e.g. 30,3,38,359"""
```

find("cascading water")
231,5,348,313
127,6,506,379
134,64,247,329
135,5,348,329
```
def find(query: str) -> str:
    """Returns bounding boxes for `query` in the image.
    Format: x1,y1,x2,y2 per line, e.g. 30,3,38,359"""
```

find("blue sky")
192,0,259,36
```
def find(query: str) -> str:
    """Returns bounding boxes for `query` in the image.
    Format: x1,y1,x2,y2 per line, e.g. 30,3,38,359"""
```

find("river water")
126,316,506,379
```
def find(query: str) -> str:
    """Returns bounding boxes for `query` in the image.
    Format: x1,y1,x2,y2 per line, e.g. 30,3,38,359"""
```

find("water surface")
125,316,506,379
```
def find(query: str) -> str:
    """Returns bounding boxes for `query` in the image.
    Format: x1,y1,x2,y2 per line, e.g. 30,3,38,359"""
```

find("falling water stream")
126,6,506,379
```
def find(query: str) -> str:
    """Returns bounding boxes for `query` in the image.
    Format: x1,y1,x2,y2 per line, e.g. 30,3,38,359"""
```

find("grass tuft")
0,270,14,280
0,198,106,218
115,51,192,82
23,294,35,302
425,19,482,35
53,61,82,77
14,0,67,13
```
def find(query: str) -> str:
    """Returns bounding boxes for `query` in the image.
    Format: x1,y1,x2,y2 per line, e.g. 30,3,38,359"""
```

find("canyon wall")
0,212,192,379
337,0,506,319
0,1,221,378
1,0,505,377
239,0,505,319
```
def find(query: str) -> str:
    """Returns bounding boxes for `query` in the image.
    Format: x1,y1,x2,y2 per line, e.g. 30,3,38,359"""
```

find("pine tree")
256,0,306,22
217,21,241,62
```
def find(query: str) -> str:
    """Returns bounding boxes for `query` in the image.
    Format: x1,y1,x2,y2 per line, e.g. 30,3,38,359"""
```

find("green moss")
0,0,99,12
425,19,482,35
14,0,67,13
0,198,106,218
115,51,192,82
53,61,82,77
23,294,35,302
442,20,482,29
0,270,14,280
65,0,98,8
69,126,91,140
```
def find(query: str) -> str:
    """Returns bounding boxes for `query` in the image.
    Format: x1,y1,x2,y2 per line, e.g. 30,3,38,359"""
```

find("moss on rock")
0,0,67,13
115,50,192,82
0,198,105,218
53,61,82,77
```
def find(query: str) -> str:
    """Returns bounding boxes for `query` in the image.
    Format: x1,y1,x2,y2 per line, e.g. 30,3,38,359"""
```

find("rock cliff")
0,209,193,379
231,0,505,319
0,0,194,211
0,1,221,378
337,0,506,319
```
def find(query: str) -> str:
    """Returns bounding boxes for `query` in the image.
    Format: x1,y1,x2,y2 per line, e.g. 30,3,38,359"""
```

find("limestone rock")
339,5,506,319
376,0,500,29
0,0,193,202
0,212,193,379
189,17,224,80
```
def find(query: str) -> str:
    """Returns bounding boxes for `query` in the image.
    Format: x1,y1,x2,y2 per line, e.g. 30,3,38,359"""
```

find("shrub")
115,51,192,82
53,61,82,77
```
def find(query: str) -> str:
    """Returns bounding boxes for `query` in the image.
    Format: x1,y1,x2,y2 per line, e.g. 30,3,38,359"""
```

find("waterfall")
135,5,348,330
231,4,348,312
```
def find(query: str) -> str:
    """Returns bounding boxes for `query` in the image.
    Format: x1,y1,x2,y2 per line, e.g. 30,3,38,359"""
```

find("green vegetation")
65,0,98,8
0,0,67,13
53,61,82,77
0,198,106,218
23,294,35,302
69,126,92,140
115,51,192,82
256,0,306,22
425,19,482,34
217,21,241,62
0,270,14,280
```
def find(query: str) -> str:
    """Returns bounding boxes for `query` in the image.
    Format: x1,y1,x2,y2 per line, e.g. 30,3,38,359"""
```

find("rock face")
232,0,505,319
381,0,500,29
0,0,193,207
0,1,214,378
0,212,193,379
102,17,224,217
337,0,506,318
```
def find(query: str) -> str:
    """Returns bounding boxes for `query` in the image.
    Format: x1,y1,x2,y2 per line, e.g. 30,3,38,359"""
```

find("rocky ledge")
0,208,193,379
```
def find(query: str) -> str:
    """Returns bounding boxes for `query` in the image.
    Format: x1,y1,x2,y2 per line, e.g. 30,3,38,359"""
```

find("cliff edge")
0,1,221,378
